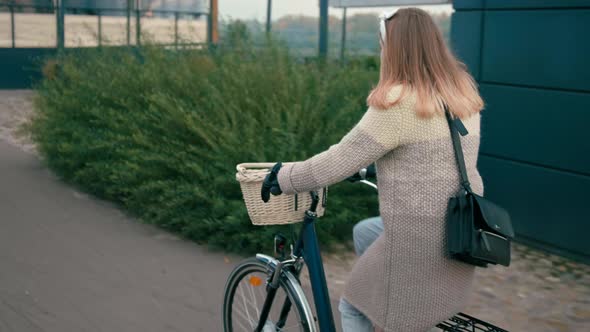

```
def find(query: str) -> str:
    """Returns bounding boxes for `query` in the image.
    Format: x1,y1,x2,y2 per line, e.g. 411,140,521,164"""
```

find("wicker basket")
236,163,326,225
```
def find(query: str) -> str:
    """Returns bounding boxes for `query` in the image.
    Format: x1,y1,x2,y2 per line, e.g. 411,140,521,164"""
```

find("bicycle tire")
223,257,313,332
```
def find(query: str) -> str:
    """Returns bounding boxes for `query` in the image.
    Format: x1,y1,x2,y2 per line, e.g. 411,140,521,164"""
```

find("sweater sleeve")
277,103,408,195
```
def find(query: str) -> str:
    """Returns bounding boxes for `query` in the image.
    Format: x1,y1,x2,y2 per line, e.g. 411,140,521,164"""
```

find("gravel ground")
2,90,588,332
0,90,35,154
310,242,590,332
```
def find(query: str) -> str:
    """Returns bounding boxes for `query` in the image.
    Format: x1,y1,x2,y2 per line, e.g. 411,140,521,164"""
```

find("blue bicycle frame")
254,190,336,332
249,177,509,332
295,192,336,332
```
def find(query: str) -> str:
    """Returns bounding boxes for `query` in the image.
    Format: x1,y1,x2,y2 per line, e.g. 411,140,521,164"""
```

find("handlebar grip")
346,164,376,183
365,164,376,179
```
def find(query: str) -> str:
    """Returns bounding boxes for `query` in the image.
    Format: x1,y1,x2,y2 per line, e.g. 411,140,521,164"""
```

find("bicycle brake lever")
360,180,378,190
359,168,367,180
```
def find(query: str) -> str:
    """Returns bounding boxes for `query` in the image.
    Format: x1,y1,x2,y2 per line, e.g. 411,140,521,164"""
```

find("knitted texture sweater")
277,86,483,331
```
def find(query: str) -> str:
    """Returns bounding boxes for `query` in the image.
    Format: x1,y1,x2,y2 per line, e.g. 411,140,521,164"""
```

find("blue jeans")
339,217,383,332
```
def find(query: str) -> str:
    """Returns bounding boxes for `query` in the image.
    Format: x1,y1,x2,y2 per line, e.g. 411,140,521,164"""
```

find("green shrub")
30,37,380,254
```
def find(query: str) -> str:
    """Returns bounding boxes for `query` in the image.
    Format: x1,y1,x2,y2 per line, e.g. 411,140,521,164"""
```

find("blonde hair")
367,8,484,118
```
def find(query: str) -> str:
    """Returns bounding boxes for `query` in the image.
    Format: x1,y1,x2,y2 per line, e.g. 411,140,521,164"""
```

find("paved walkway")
0,140,236,331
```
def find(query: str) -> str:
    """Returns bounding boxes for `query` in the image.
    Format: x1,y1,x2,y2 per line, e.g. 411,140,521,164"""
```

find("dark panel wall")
0,48,56,89
479,85,590,175
452,0,590,262
450,11,483,80
482,10,590,91
480,155,590,256
0,47,138,89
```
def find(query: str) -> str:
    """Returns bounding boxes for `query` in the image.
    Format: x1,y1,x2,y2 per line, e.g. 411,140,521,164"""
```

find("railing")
0,0,210,49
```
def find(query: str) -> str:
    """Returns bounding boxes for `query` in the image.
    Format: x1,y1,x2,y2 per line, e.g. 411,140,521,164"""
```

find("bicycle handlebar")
346,164,376,183
365,164,377,178
346,164,378,190
359,179,378,190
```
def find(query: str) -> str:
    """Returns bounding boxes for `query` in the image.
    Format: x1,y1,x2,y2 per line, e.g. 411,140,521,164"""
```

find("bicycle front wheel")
223,258,313,332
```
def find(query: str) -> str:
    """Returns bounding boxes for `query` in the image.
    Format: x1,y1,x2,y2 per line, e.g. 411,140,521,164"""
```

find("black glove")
346,172,364,183
365,164,376,178
346,164,376,182
261,162,283,203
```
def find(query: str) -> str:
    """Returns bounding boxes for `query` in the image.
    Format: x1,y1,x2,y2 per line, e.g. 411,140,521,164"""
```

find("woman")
262,7,484,332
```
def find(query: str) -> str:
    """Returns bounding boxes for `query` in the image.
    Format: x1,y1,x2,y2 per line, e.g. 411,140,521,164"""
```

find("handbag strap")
444,105,472,193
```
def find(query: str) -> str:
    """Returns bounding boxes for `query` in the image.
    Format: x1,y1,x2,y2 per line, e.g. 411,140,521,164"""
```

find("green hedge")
31,33,380,254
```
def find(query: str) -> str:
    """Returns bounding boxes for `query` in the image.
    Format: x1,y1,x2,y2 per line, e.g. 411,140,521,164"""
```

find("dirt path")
0,90,35,153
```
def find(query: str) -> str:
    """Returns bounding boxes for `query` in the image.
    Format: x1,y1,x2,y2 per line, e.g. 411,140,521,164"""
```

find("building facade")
451,0,590,262
5,1,206,15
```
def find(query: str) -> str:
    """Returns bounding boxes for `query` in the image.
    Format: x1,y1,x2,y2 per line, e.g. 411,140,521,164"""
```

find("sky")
218,0,453,21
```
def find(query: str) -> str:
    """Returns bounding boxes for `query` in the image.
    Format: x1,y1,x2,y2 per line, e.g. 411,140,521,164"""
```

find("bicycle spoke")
233,313,252,332
233,306,256,329
238,285,255,328
225,260,308,332
238,282,262,310
246,278,261,318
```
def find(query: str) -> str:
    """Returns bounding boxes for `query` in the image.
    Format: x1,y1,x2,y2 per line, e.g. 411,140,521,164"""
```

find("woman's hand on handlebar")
261,162,283,202
346,164,376,182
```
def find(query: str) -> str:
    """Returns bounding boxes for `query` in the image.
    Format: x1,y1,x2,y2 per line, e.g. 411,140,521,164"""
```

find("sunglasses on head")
379,10,396,45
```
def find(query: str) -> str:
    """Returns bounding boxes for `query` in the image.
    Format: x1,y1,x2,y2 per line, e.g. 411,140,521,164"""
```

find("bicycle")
223,167,508,332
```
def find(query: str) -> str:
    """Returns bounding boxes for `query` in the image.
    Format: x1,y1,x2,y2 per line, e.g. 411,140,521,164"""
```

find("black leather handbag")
444,107,515,267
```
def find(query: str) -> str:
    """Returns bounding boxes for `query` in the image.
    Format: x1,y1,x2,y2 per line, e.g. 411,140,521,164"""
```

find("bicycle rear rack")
437,312,508,332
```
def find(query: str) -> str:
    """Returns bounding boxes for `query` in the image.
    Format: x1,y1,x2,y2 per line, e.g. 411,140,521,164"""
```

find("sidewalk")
0,139,234,331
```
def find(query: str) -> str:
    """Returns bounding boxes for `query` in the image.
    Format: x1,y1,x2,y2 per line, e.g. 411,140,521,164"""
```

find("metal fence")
0,0,211,49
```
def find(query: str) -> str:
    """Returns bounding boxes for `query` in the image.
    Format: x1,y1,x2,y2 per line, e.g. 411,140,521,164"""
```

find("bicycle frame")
246,173,509,332
254,190,336,332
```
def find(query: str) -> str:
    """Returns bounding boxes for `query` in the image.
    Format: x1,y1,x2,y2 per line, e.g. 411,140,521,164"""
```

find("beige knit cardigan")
277,86,484,331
